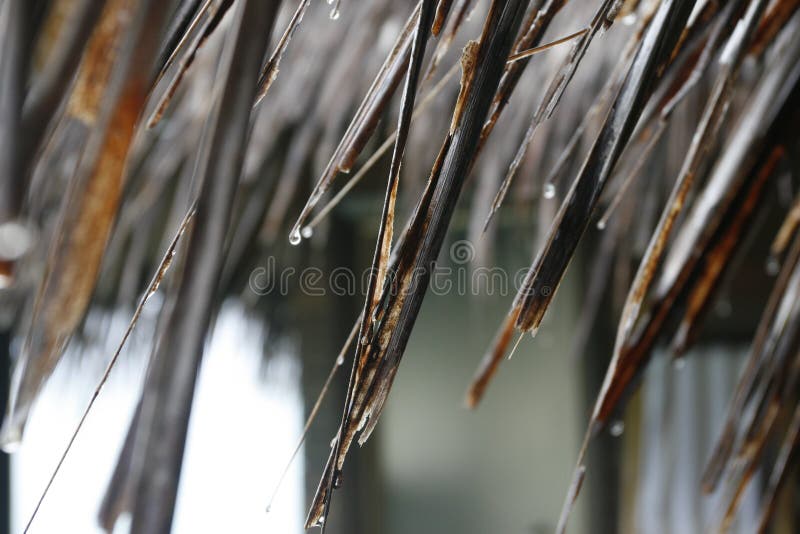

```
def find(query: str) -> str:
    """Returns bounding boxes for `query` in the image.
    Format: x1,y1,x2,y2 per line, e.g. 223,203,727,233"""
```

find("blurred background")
4,223,793,534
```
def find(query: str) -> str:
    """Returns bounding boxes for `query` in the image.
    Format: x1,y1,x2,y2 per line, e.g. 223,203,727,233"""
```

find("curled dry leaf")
1,0,166,449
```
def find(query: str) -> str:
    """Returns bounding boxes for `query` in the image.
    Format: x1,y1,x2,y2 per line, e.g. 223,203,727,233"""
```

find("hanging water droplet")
543,183,556,199
0,419,22,453
329,7,340,20
596,219,606,230
326,0,335,4
289,230,301,246
622,13,637,25
673,357,686,371
0,220,35,260
610,420,625,437
333,470,343,488
301,226,313,239
765,256,780,276
715,298,732,318
1,438,21,454
336,355,345,365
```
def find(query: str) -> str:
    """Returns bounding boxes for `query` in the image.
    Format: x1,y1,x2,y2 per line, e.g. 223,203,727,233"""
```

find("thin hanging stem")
506,28,588,63
22,204,196,534
265,321,358,513
303,61,460,233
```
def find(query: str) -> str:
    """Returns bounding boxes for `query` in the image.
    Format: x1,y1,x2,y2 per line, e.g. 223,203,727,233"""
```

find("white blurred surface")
12,301,304,534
